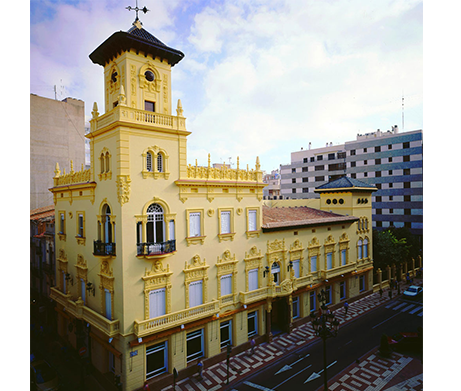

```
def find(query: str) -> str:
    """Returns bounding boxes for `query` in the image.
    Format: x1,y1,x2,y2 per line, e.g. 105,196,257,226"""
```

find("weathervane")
126,0,149,22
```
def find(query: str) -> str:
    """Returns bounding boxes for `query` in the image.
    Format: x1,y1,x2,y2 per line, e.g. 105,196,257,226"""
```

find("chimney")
309,142,311,150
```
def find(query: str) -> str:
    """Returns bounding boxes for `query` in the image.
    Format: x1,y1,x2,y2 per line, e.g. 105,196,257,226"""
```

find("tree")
372,229,410,271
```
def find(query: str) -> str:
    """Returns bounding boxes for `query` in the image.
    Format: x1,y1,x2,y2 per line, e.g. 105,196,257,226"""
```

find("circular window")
145,70,155,82
333,199,338,204
326,199,331,204
339,199,344,204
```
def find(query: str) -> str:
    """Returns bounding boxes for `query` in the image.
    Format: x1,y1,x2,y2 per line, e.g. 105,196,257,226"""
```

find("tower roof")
314,176,377,192
89,22,184,67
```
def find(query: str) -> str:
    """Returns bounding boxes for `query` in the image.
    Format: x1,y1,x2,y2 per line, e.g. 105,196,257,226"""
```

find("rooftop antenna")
402,90,404,131
126,0,149,22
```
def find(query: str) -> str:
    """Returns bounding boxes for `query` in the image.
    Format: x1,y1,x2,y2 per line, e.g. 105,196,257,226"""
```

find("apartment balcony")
136,240,176,259
239,287,268,305
321,262,357,280
93,240,116,257
50,287,120,337
133,300,220,338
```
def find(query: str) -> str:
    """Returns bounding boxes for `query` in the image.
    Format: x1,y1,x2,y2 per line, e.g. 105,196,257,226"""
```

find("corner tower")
89,18,184,115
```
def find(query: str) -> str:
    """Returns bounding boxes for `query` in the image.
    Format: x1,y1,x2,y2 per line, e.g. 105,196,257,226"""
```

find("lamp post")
310,289,340,391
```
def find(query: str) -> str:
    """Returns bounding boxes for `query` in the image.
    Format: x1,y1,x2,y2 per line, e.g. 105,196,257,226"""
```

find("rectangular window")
340,282,346,300
146,341,168,379
389,157,393,163
220,211,231,234
328,153,335,160
59,212,65,234
403,142,410,149
302,167,308,172
310,256,317,272
404,168,410,175
302,188,309,193
375,158,381,165
350,161,356,168
220,320,232,349
315,176,325,182
375,146,381,152
292,168,296,173
81,279,86,304
403,155,410,162
248,269,259,291
189,212,201,237
341,250,346,266
351,173,356,179
326,253,333,270
310,157,315,162
248,210,257,232
376,171,381,178
247,311,258,337
186,329,204,362
189,280,203,308
315,165,324,171
292,188,296,193
77,213,84,237
309,291,316,312
145,101,155,112
302,177,308,182
404,195,411,202
404,182,411,189
350,150,356,156
292,297,300,319
325,286,332,305
149,288,166,319
359,275,365,292
388,144,393,150
105,289,112,320
388,170,393,175
292,178,296,183
220,274,232,297
317,155,323,161
303,158,308,163
363,148,367,153
364,160,368,165
292,259,300,278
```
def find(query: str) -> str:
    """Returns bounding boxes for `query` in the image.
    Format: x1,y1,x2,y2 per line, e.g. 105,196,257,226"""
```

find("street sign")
78,346,87,356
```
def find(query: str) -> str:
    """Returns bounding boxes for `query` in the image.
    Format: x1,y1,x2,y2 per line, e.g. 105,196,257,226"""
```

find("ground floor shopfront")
51,269,372,391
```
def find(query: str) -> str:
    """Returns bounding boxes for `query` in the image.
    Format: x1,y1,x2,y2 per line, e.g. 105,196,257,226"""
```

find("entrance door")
270,298,289,335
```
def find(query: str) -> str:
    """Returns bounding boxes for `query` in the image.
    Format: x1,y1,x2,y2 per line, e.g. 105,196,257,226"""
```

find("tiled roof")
30,205,55,221
127,25,168,47
315,176,376,191
262,205,358,230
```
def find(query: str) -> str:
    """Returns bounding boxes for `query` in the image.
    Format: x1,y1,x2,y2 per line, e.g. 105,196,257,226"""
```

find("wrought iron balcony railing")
137,240,176,256
93,240,116,256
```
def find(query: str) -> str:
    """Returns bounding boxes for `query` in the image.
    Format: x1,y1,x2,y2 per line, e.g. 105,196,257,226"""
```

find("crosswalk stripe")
393,302,408,310
385,301,400,309
243,381,274,391
409,306,423,315
400,304,415,312
417,311,423,317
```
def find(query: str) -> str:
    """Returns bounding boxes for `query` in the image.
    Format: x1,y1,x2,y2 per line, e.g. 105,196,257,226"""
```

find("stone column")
266,299,273,343
287,295,293,333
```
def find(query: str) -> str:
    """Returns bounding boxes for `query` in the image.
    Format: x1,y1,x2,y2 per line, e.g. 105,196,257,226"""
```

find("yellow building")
49,17,376,391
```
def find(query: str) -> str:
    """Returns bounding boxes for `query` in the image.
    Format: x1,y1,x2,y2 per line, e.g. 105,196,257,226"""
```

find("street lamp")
309,289,340,391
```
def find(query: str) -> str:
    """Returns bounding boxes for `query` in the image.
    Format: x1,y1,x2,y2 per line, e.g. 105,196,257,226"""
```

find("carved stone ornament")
117,175,131,205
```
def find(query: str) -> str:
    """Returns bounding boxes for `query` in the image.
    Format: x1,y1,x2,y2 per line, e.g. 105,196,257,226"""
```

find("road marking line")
417,311,423,317
392,303,408,310
372,312,401,329
291,354,310,366
327,361,337,369
400,304,415,312
273,365,312,389
243,381,274,391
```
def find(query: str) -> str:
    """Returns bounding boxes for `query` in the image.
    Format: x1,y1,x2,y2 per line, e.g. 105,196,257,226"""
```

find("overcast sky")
30,0,423,172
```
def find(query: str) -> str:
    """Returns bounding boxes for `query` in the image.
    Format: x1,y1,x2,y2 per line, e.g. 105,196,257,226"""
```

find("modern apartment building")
280,127,423,236
263,169,281,199
48,16,377,390
30,94,86,210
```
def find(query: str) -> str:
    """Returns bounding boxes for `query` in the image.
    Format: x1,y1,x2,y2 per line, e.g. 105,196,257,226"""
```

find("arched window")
102,204,113,243
147,203,164,244
271,262,281,285
105,152,110,173
363,238,368,258
357,239,363,260
100,153,105,174
146,152,153,172
157,153,163,173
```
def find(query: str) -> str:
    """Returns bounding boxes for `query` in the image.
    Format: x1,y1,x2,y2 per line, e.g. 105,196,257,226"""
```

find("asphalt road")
231,294,423,391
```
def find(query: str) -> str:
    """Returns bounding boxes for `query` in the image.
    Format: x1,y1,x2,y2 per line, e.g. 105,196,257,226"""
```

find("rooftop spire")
126,0,149,25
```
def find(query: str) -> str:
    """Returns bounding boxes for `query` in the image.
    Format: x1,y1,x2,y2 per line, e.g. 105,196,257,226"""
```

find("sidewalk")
326,348,422,391
160,278,422,391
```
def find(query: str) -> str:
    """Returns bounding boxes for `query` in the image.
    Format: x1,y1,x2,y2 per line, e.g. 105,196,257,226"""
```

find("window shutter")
220,274,232,296
189,213,201,237
146,152,152,172
292,259,300,278
221,211,231,234
149,288,166,319
105,289,112,319
248,269,259,291
81,279,86,303
327,253,333,270
189,280,203,307
157,154,163,172
310,256,317,272
248,210,257,231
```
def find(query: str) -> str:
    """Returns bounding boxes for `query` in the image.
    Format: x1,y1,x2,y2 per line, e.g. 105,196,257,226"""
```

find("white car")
403,285,422,298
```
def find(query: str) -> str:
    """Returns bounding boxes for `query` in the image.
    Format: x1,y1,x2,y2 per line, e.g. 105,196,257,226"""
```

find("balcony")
240,287,268,305
93,240,116,256
133,300,220,338
321,262,357,280
137,240,176,259
50,287,120,337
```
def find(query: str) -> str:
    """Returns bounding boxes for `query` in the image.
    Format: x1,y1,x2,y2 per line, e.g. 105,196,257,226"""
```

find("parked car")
403,285,422,298
30,359,60,391
388,332,422,352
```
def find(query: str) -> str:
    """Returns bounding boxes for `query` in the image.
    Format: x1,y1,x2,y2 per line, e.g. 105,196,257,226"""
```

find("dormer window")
145,70,155,82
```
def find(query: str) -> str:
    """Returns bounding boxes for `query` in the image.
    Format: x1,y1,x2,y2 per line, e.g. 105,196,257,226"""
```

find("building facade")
280,127,423,236
49,18,377,391
262,169,281,199
30,94,86,210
